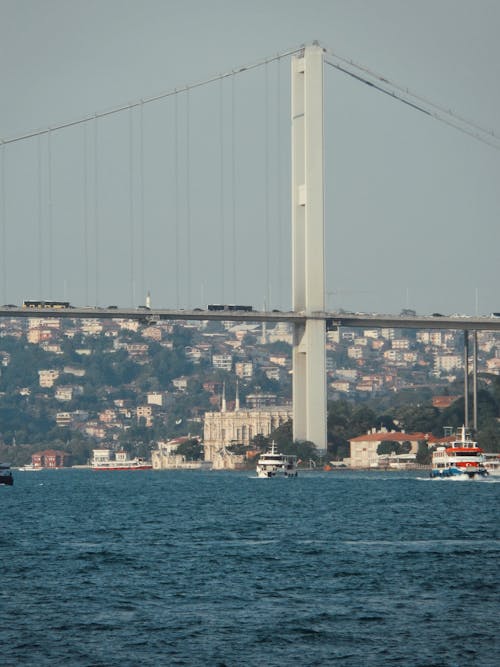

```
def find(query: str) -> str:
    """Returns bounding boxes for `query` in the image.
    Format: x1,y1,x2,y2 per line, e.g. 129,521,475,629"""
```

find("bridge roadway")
2,306,500,331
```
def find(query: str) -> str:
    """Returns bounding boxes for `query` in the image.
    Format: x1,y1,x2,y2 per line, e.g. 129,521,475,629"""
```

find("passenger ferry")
256,442,297,478
0,463,14,486
431,427,488,479
91,448,152,471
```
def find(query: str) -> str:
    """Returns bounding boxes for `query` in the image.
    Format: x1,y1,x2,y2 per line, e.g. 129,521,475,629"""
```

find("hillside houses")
0,313,498,450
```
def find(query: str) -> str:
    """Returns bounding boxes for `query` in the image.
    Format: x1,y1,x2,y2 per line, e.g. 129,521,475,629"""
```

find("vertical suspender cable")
129,107,135,306
185,88,191,308
219,77,225,301
94,117,100,306
140,101,145,306
264,62,270,310
83,124,89,305
276,57,283,309
0,146,6,303
174,91,180,308
472,330,478,431
464,330,469,428
231,74,237,303
37,136,43,299
47,131,53,298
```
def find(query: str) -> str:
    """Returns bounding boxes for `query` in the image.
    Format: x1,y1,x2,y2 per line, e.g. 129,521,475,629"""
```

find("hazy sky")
1,0,499,315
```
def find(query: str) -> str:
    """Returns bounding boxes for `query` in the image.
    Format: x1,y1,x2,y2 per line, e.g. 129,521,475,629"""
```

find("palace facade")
203,385,292,469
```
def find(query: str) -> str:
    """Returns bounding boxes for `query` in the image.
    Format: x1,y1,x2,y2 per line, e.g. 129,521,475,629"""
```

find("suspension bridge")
1,42,500,452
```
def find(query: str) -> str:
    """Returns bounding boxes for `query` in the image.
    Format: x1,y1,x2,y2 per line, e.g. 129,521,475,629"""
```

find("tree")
287,439,318,462
326,400,379,460
415,440,431,465
477,422,500,453
377,441,400,456
176,438,203,461
271,420,293,450
394,404,440,434
251,433,269,450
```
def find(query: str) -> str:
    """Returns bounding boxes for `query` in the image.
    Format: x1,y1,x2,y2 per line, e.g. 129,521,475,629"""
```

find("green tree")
415,440,431,465
394,404,440,433
377,441,400,456
271,420,293,450
176,438,203,460
251,433,269,450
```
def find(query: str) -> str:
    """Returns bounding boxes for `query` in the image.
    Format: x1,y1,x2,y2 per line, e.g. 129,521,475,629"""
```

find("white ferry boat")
431,427,488,479
256,442,297,478
91,448,152,471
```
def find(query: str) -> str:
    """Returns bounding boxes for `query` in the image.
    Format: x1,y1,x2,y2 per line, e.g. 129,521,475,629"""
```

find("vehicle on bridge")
23,300,71,309
207,304,253,312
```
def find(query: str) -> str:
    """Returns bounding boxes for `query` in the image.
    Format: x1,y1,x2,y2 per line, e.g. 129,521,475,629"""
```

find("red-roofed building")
349,430,428,468
432,395,461,409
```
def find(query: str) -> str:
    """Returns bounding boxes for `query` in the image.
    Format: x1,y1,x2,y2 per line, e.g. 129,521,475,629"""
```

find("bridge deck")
2,306,500,331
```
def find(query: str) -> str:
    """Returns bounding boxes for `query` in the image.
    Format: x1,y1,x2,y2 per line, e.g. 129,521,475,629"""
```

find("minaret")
235,379,240,411
146,291,151,308
261,321,267,344
221,381,226,412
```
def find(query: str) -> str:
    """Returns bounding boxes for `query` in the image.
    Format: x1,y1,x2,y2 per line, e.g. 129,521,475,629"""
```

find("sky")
1,0,499,315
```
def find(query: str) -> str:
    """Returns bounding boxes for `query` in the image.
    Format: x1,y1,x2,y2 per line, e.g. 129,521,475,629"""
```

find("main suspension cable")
324,49,500,151
0,46,303,146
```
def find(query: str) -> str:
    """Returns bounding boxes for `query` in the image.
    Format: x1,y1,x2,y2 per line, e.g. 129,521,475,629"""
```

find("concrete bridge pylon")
291,43,327,454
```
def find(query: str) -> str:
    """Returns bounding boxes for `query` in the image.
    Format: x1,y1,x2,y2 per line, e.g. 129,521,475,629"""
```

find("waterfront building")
348,430,426,468
32,449,71,468
203,385,292,469
151,437,209,470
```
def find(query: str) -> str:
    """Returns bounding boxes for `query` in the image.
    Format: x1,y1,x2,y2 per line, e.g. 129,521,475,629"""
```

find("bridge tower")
291,43,327,454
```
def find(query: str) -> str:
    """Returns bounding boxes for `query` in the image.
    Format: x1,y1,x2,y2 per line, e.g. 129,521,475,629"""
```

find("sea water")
2,470,498,666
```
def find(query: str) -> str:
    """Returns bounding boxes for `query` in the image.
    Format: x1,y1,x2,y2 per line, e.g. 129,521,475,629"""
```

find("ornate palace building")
203,384,292,469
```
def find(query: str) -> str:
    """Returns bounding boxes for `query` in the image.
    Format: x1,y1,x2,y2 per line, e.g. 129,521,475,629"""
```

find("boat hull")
0,472,14,485
430,466,488,479
92,464,152,471
256,468,297,478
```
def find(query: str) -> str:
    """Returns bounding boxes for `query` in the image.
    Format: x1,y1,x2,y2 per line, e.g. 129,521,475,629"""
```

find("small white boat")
91,448,152,471
18,464,43,472
256,442,297,478
483,454,500,476
431,427,488,479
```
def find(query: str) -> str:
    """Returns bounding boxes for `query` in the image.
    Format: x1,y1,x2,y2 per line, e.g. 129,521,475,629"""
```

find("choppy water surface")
2,470,499,666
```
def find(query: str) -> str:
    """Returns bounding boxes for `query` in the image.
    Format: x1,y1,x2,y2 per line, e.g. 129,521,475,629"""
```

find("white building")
349,430,426,468
147,392,164,406
151,438,209,470
434,354,463,373
203,385,292,469
235,361,253,379
212,353,233,371
38,369,60,388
